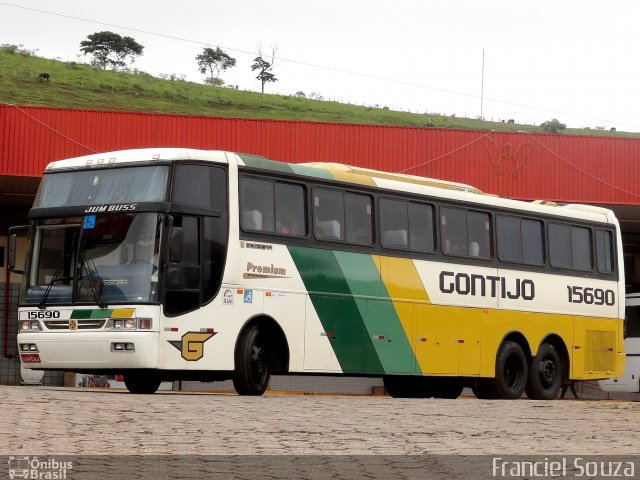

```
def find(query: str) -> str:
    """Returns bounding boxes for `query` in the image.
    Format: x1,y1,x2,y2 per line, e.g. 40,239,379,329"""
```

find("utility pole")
480,48,485,128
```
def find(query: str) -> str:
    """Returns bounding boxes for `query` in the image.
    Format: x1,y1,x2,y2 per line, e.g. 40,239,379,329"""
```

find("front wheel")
123,371,161,394
233,325,271,395
489,341,528,399
525,343,562,400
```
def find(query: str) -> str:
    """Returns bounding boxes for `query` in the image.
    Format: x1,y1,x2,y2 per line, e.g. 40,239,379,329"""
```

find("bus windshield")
22,213,163,306
34,165,169,207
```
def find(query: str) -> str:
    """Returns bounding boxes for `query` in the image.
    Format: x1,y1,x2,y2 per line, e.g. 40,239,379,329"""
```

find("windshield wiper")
38,261,69,310
39,229,79,309
82,257,107,309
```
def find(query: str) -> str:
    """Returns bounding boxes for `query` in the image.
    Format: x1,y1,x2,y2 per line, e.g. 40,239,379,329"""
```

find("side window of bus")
313,188,373,244
345,192,372,244
408,202,435,252
441,207,467,255
239,177,306,236
165,215,201,316
380,198,434,252
549,223,592,271
497,215,544,265
595,229,614,273
441,207,491,258
275,183,306,236
467,211,491,258
240,177,275,232
173,165,227,211
381,199,409,248
314,188,345,241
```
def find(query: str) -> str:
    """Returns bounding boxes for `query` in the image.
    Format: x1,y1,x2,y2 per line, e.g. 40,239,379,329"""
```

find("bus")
598,293,640,393
10,148,625,399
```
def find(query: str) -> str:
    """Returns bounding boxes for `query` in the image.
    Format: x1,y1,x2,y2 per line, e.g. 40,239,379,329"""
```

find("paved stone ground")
2,386,639,456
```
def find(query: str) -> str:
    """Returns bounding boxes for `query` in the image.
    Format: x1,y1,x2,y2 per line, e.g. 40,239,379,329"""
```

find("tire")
233,325,271,396
123,371,161,394
384,376,433,398
489,341,528,399
525,343,562,400
431,379,464,399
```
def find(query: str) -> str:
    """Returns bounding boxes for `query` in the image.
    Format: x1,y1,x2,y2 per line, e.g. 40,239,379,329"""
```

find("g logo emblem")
168,331,216,361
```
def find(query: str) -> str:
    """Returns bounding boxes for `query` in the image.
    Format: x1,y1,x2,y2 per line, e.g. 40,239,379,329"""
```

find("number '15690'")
566,286,615,306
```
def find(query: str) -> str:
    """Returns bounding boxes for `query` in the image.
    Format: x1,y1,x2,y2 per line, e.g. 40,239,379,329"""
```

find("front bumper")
18,331,159,370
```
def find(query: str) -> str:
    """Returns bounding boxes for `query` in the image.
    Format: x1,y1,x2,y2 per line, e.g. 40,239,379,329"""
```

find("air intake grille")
45,320,107,330
584,330,615,373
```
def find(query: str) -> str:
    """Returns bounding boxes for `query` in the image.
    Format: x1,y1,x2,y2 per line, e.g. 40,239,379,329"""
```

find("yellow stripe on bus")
110,308,135,318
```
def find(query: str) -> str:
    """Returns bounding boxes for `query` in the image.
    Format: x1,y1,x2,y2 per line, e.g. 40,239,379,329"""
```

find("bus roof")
44,148,230,171
42,148,617,226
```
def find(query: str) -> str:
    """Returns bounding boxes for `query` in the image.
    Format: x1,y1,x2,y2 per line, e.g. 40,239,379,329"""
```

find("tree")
541,118,567,133
204,77,225,87
251,44,278,93
80,31,144,70
195,47,236,86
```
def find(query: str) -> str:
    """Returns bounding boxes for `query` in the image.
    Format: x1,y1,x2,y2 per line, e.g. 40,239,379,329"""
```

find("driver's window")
164,215,201,316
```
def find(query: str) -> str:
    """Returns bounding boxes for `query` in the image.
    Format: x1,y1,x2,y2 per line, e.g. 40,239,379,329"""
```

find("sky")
2,0,640,132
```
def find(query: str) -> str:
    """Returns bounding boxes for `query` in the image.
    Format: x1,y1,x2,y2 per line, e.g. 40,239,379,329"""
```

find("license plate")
20,353,41,363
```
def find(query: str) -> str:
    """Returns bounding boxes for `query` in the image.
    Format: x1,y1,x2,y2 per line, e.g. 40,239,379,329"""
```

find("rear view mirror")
8,225,28,274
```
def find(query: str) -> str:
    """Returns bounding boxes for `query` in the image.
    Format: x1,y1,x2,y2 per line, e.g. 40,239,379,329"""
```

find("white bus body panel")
598,339,640,392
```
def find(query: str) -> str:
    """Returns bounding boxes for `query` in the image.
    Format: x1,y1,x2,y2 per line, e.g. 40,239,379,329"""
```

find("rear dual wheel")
491,341,528,399
525,343,562,400
473,341,528,400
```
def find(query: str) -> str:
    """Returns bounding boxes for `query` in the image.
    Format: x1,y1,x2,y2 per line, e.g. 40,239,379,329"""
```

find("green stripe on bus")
333,251,418,375
287,246,383,374
238,154,295,174
290,164,334,180
70,309,113,319
70,310,92,319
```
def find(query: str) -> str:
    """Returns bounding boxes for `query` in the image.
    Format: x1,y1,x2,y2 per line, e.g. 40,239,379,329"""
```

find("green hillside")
0,47,636,137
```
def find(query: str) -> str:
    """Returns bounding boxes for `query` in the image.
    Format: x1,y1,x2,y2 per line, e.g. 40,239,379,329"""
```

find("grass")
1,48,638,137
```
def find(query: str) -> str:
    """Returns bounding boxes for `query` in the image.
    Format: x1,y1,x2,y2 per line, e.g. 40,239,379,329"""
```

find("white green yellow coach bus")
10,148,625,399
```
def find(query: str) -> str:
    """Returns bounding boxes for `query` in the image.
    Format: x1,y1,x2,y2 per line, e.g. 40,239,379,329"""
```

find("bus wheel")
123,371,161,394
431,379,464,399
525,343,562,400
490,341,528,399
233,324,270,396
383,376,433,398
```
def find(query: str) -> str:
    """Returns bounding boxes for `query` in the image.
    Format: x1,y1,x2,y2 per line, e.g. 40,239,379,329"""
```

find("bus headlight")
20,343,39,352
19,321,41,331
106,318,152,330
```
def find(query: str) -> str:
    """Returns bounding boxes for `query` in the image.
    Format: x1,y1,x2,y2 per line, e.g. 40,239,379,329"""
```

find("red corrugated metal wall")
1,104,639,204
